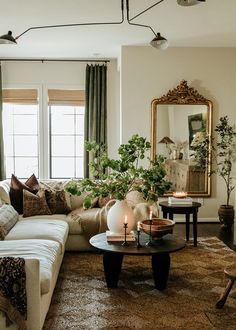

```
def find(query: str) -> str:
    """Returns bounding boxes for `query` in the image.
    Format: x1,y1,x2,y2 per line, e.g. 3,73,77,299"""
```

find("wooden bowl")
140,218,175,240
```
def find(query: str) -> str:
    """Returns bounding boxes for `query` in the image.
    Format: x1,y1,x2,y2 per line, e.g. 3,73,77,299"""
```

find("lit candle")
173,191,187,198
149,211,153,220
137,221,141,231
124,215,128,224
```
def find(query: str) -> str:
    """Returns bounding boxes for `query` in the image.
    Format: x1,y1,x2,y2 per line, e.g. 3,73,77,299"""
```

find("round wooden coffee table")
89,232,185,290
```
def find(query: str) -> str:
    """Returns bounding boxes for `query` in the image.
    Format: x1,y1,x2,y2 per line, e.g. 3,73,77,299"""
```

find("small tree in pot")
213,116,236,228
191,116,236,228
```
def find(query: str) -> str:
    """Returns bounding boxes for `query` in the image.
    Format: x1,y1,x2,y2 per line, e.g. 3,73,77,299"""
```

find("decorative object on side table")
168,193,193,205
172,191,188,198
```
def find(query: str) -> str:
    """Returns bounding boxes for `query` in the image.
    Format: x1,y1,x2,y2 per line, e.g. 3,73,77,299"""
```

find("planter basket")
218,205,235,229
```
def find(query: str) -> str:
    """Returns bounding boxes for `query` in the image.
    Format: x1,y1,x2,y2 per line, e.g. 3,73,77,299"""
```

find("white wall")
120,46,236,221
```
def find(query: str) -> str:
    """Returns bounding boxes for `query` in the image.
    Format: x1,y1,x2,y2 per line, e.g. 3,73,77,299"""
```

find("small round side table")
159,201,202,247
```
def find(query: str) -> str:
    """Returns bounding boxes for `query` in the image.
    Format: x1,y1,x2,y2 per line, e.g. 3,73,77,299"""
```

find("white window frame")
2,84,85,180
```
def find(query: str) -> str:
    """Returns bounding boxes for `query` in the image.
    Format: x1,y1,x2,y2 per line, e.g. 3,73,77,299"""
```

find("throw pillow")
9,174,40,214
23,189,52,217
0,180,11,204
40,181,71,214
0,204,19,240
44,189,71,214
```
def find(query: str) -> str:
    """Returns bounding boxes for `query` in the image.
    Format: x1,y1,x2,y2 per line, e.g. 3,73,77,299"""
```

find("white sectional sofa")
0,203,69,330
0,178,110,251
0,177,157,329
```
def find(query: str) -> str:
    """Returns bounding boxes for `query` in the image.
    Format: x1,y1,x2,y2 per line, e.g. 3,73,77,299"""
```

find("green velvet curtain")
84,64,107,178
0,63,5,180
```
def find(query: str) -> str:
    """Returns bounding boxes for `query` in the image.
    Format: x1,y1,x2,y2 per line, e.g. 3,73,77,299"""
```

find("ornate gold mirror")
151,80,213,197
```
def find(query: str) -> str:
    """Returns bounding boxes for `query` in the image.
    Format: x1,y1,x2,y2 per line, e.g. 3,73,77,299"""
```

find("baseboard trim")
174,218,219,223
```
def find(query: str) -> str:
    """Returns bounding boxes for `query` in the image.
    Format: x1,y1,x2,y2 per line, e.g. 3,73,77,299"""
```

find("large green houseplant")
66,134,171,207
66,134,171,233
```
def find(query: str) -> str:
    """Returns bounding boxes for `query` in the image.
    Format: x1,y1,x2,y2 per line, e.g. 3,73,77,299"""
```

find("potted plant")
191,116,236,228
213,116,236,228
66,134,171,233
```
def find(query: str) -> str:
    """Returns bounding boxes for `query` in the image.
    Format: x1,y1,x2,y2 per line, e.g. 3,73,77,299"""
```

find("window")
49,105,85,178
48,89,85,179
2,89,39,179
2,88,85,179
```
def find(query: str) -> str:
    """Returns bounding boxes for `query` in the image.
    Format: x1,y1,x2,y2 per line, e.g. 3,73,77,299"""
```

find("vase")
218,204,234,229
105,199,135,234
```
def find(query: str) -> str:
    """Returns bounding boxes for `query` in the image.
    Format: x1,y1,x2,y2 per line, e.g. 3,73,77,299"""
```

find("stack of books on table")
168,197,193,205
106,230,136,242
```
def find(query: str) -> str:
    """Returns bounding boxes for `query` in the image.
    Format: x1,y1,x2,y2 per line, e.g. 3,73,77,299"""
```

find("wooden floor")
174,222,236,252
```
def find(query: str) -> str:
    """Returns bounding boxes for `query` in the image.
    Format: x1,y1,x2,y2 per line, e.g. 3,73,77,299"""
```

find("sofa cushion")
44,189,71,214
0,239,61,295
23,189,52,217
40,181,71,210
0,180,10,205
65,207,84,234
63,180,99,210
10,174,40,214
0,204,19,240
5,219,69,254
125,190,146,208
66,207,108,236
69,193,98,210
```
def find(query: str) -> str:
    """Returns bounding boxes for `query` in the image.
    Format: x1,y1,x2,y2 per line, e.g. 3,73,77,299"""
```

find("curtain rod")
0,58,110,63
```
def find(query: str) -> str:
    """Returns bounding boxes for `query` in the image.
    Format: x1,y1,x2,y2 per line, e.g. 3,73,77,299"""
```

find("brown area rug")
43,237,236,330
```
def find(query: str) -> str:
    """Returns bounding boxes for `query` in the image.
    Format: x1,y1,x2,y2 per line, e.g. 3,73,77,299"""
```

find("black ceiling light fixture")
0,0,206,50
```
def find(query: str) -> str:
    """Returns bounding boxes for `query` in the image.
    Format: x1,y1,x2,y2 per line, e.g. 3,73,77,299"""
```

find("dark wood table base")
159,201,202,247
103,251,171,290
90,233,185,291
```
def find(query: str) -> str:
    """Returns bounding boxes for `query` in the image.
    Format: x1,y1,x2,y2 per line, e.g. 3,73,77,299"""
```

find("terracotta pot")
218,204,234,229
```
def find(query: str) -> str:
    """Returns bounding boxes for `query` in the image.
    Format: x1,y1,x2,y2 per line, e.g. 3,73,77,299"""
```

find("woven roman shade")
2,89,38,104
48,89,85,106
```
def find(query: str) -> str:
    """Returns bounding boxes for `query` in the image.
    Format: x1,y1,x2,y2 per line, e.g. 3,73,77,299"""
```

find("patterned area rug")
43,237,236,330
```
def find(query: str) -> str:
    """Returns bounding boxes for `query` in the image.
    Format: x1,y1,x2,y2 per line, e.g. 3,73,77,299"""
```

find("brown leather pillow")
9,174,40,214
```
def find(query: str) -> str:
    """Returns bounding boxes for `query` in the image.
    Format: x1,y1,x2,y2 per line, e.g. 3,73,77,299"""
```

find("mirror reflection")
151,80,213,197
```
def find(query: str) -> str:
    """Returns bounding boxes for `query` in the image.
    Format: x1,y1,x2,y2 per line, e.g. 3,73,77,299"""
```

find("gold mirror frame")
151,80,213,197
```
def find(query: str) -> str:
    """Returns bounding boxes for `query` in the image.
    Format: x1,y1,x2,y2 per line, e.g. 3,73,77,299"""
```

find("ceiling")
0,0,236,60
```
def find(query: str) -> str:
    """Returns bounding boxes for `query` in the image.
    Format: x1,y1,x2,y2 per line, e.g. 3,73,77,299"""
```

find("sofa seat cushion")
19,214,67,221
0,239,60,294
66,207,108,237
5,219,69,254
